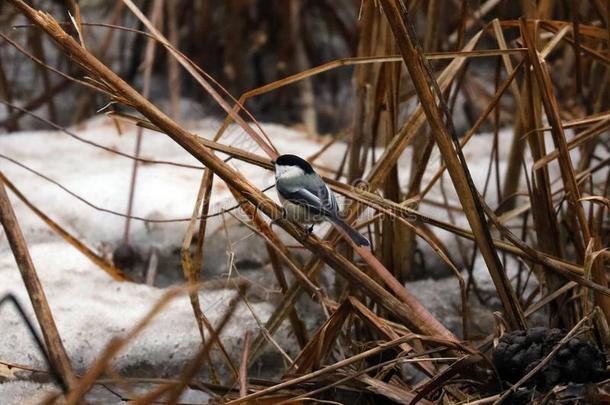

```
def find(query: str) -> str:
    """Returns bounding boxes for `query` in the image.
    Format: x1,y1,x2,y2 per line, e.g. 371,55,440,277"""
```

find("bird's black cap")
274,154,315,174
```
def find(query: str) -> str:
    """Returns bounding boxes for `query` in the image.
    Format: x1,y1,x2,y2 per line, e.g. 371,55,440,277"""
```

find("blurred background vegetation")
3,1,606,135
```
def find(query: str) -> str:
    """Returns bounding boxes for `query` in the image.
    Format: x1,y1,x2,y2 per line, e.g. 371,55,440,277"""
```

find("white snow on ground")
0,381,55,405
0,113,604,403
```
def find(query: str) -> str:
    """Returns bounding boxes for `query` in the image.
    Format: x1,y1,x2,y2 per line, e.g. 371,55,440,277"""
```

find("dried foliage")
0,0,609,403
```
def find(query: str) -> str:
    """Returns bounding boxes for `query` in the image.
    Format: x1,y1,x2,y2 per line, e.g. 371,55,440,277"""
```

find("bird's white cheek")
278,165,305,179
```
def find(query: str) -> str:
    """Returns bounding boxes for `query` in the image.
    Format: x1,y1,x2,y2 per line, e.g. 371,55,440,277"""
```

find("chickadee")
273,154,370,246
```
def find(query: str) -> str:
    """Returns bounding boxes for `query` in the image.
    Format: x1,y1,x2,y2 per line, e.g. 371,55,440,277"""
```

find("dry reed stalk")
123,0,163,245
0,50,19,131
492,19,529,213
522,23,570,323
228,189,310,348
245,181,600,366
164,287,245,404
288,0,317,134
526,281,578,317
14,96,572,297
245,261,329,366
521,18,601,324
209,34,488,192
114,104,598,284
479,196,610,298
284,358,438,405
3,110,590,285
0,179,76,390
230,209,324,300
286,299,353,374
165,0,180,120
521,19,591,245
348,296,437,376
360,375,434,405
379,0,526,329
28,28,58,123
381,16,411,281
239,330,252,397
348,0,379,183
419,58,523,199
402,130,434,276
66,0,85,48
367,31,483,190
180,171,235,382
207,47,525,144
158,55,316,348
130,1,456,342
409,353,485,404
347,296,436,377
228,333,461,404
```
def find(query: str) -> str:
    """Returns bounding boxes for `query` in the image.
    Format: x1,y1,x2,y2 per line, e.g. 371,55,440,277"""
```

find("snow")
0,381,56,405
0,239,277,369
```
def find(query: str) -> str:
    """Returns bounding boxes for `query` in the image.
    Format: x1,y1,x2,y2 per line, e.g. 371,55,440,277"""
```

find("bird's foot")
269,208,288,230
299,224,314,244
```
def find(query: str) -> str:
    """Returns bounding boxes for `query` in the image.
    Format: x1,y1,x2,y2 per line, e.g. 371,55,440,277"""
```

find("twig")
378,0,526,329
123,0,164,244
0,100,203,170
0,179,76,389
239,331,252,397
0,152,271,223
164,287,246,404
0,294,68,392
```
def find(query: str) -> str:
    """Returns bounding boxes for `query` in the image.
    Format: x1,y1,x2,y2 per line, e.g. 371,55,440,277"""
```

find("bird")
273,154,370,246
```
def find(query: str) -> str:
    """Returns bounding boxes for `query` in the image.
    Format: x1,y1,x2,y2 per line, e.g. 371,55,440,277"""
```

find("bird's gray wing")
279,174,338,216
317,182,339,214
283,188,329,217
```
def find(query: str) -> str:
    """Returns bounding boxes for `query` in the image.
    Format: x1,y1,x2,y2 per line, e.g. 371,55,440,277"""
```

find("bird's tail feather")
329,216,370,246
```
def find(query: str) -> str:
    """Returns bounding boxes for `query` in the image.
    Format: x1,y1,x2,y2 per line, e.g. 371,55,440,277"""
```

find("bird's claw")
270,208,288,230
299,224,314,244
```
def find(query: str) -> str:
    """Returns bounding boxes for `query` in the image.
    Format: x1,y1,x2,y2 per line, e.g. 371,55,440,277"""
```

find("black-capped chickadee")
273,154,370,246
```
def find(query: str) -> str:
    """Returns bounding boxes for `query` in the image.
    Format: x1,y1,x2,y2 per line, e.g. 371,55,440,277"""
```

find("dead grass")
0,0,608,403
